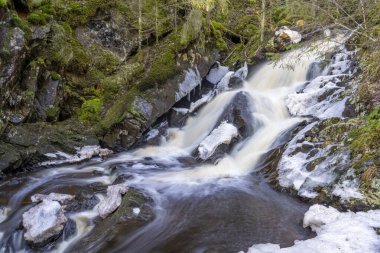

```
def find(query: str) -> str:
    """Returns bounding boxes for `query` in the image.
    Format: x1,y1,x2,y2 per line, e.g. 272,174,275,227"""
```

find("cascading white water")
127,37,346,186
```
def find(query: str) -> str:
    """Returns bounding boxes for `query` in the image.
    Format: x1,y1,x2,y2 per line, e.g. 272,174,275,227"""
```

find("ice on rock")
286,49,354,119
146,129,160,141
97,183,129,219
175,68,202,102
206,62,229,85
42,145,113,166
198,121,238,160
232,62,248,80
241,204,380,253
0,207,10,223
31,193,75,204
278,121,359,199
189,91,215,113
216,71,234,93
22,199,68,243
332,169,363,201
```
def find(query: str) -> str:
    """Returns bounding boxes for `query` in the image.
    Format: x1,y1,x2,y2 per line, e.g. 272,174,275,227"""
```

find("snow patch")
275,26,302,43
198,121,238,160
241,204,380,253
133,208,141,215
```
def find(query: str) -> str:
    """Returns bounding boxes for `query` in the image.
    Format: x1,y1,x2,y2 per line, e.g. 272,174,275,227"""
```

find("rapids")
0,36,347,253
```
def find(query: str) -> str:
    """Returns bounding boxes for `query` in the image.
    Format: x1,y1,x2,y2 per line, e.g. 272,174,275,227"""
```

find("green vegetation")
350,108,380,162
79,98,103,122
0,0,7,8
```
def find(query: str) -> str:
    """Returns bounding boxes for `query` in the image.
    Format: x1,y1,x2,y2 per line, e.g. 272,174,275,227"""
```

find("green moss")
11,13,32,35
46,106,60,120
139,49,177,91
0,0,7,8
27,10,51,25
51,71,62,81
79,98,103,122
91,46,121,75
99,90,138,132
1,48,10,59
350,108,380,152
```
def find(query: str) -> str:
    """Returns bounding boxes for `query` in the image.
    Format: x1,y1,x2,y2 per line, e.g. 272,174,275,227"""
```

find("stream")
0,37,346,253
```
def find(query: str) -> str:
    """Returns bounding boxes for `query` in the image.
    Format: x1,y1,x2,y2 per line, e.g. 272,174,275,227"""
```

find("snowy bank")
241,204,380,253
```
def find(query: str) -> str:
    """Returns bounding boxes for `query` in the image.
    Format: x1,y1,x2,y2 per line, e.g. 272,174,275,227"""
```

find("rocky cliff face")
0,0,229,175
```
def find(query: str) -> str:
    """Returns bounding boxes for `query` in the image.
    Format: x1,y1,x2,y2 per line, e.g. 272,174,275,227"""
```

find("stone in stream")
98,183,129,218
198,121,238,160
22,199,68,244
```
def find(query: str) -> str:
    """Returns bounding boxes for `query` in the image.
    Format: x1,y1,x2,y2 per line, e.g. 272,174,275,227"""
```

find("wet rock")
98,183,129,218
65,193,99,213
218,91,256,138
22,199,68,244
307,61,323,81
0,26,27,109
0,121,99,174
34,71,63,121
67,188,154,252
76,9,138,60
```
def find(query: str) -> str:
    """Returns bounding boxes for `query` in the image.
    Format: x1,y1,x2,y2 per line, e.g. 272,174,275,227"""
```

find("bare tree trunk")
260,0,266,43
174,0,177,33
138,0,142,50
359,0,367,28
311,0,317,17
155,0,159,43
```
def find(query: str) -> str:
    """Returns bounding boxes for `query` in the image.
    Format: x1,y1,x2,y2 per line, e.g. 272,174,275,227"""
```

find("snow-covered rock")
42,145,113,166
97,183,129,219
275,26,302,44
241,204,380,253
206,62,229,85
198,121,238,160
31,193,75,204
22,199,68,243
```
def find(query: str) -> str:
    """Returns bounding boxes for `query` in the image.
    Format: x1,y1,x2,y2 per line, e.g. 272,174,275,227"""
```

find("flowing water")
0,38,345,253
